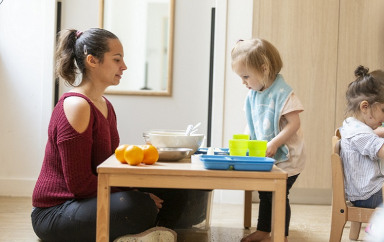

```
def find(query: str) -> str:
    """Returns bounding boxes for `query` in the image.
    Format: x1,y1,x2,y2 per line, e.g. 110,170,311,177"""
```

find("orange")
124,145,144,166
115,144,129,163
140,145,159,165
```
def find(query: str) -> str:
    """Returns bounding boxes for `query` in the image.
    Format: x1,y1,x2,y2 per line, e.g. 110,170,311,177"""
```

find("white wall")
0,0,56,196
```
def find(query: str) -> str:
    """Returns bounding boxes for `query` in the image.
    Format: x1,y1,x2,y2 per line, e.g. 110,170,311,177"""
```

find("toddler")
339,65,384,209
231,39,305,242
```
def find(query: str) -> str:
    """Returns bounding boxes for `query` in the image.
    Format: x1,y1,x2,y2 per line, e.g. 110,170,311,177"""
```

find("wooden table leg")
96,173,111,242
244,190,253,228
271,180,286,242
204,191,213,230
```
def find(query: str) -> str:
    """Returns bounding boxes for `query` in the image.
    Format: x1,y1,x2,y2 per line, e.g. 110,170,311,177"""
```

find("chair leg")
329,213,346,242
349,221,361,240
244,190,252,229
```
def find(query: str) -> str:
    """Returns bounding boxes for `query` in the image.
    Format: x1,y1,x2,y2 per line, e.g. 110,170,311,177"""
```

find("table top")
98,155,287,180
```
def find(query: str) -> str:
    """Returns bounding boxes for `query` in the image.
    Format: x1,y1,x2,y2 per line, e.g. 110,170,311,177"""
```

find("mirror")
99,0,174,96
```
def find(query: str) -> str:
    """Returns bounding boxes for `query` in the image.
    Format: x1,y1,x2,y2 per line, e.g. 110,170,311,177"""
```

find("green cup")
248,140,267,157
229,139,248,156
233,134,250,140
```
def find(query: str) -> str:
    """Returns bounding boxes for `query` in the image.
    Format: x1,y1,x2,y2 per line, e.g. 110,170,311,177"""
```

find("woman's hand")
148,193,164,210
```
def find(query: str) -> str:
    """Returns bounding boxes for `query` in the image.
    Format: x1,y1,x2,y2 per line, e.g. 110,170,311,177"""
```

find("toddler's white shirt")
340,117,384,201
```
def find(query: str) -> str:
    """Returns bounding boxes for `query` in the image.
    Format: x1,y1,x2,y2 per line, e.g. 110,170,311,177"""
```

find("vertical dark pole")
207,7,215,147
54,1,62,105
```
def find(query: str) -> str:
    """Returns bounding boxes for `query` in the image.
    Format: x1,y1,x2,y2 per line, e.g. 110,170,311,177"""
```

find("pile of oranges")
115,144,159,166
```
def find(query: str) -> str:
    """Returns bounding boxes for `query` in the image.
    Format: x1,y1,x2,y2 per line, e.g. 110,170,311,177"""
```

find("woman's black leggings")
31,189,188,242
256,174,299,236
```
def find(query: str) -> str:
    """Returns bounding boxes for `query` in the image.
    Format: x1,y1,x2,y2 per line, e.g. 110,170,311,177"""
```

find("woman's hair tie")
76,30,83,39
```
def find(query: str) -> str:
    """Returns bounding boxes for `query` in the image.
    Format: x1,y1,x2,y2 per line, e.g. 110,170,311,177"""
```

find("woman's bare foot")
241,230,270,242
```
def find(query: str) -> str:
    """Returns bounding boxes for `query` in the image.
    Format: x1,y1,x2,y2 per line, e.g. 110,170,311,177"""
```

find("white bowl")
143,131,205,155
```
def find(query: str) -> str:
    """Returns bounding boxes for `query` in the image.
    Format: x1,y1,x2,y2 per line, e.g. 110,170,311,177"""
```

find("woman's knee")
110,191,158,229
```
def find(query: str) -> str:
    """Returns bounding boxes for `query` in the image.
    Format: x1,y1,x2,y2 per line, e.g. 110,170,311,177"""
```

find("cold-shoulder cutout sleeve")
63,96,91,134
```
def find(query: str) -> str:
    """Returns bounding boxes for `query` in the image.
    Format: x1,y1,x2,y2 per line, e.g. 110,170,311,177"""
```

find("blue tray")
199,155,275,171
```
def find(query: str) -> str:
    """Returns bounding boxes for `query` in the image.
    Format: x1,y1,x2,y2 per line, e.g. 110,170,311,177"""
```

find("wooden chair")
330,132,375,241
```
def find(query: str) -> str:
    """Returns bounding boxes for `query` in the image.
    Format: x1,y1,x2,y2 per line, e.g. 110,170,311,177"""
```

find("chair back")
331,135,347,209
329,129,375,242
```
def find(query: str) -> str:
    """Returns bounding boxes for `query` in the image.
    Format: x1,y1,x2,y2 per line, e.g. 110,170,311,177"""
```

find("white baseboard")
0,178,36,197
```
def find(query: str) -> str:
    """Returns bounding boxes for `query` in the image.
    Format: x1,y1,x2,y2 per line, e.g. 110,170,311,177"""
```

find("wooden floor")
0,196,367,242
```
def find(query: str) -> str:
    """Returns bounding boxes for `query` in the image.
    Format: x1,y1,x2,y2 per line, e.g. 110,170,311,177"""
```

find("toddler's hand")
374,126,384,137
266,142,278,158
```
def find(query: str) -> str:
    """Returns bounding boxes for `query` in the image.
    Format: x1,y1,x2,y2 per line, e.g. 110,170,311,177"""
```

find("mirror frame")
99,0,175,96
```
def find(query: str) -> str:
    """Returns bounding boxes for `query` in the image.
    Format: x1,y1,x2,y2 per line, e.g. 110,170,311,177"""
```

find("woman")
31,28,171,242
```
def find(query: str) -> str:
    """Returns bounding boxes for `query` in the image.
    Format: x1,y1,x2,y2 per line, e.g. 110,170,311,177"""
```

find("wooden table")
96,155,287,242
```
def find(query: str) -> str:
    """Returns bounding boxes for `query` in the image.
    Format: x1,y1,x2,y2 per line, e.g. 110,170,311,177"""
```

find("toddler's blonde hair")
231,38,283,86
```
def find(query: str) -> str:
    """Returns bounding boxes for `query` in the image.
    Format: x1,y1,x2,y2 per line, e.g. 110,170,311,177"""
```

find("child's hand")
266,141,278,158
265,111,301,158
374,126,384,137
